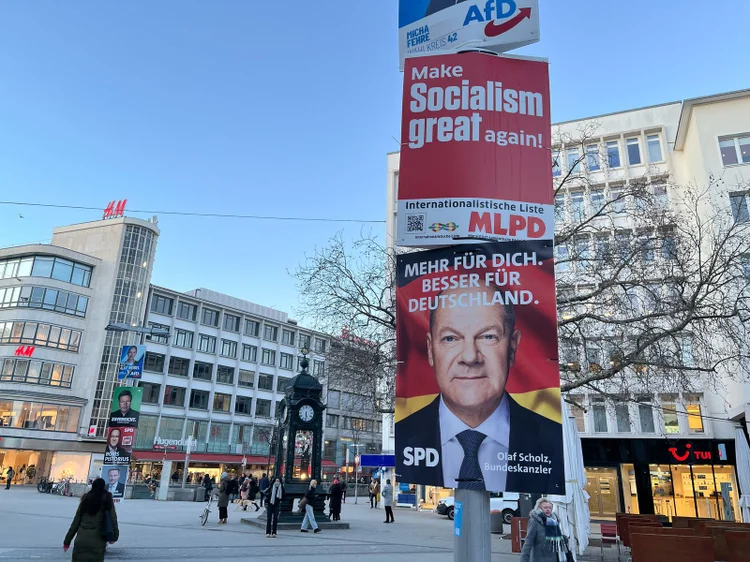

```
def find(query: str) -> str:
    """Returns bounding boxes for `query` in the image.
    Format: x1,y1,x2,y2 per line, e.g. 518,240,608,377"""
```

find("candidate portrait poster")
394,240,563,495
109,386,142,428
398,0,540,69
117,344,146,380
397,52,552,246
103,426,135,465
102,465,128,501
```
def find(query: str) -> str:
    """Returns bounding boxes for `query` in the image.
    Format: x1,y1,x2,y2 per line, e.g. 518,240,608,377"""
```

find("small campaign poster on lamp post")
117,344,146,380
394,241,563,494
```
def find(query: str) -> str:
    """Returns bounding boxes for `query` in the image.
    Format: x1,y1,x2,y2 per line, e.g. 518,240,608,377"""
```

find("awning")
132,450,270,465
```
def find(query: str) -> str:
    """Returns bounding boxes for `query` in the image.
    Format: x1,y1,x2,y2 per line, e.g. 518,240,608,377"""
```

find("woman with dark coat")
217,472,230,524
520,497,565,562
264,476,284,538
328,478,343,521
63,478,119,562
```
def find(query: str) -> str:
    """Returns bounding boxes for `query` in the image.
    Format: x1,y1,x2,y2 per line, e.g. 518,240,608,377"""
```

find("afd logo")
463,1,533,38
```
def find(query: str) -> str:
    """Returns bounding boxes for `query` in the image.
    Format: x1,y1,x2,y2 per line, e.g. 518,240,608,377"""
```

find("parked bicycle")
199,491,214,526
37,477,54,493
52,477,72,496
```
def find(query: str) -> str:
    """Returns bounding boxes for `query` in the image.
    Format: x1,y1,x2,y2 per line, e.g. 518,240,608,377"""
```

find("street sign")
354,454,360,466
360,454,396,467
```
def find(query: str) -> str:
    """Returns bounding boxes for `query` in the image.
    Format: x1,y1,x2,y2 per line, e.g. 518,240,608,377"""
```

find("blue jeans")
301,504,318,530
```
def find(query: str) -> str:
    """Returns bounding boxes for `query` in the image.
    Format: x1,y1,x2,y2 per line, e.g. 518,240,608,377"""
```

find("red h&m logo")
14,345,35,357
103,199,127,219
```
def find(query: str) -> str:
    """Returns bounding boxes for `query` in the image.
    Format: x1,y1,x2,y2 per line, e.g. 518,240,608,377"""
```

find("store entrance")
586,467,620,518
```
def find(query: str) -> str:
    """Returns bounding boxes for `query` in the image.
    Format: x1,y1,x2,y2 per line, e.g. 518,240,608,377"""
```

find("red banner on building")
398,52,552,246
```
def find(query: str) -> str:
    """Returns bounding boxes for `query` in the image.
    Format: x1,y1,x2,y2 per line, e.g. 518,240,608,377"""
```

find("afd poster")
117,344,146,380
397,52,552,247
399,0,540,69
394,241,563,494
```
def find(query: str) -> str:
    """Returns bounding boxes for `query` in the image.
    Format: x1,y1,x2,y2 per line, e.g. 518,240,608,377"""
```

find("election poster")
103,426,134,465
397,52,552,246
398,0,540,68
102,465,128,501
117,344,146,380
394,241,564,494
109,386,141,428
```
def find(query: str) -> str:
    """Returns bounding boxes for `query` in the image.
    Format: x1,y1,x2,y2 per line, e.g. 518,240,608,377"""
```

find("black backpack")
100,510,115,542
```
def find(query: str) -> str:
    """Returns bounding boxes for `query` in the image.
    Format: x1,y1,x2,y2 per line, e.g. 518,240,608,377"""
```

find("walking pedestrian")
249,475,260,511
369,478,377,508
63,477,119,561
228,474,239,503
264,476,284,538
202,473,213,499
382,479,395,523
341,478,347,503
4,467,14,490
371,478,381,508
259,473,270,508
328,478,343,521
300,479,320,533
171,470,179,485
520,498,565,562
217,472,230,524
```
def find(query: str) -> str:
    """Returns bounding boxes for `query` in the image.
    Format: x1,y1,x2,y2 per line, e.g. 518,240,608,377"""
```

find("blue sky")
1,0,748,320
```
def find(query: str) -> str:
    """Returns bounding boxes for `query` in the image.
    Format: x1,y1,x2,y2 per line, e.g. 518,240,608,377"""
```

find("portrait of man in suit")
106,467,126,498
396,281,564,494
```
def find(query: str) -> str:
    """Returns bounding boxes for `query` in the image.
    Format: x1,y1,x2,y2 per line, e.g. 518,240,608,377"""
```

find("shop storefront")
582,438,741,522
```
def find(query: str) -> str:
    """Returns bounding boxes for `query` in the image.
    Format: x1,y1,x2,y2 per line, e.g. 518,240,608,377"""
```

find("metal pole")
453,489,491,562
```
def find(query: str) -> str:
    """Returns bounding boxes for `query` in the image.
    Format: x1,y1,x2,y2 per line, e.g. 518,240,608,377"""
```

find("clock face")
298,405,315,422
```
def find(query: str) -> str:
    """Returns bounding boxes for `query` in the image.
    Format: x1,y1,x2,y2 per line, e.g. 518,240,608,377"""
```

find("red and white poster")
394,241,563,494
398,52,552,246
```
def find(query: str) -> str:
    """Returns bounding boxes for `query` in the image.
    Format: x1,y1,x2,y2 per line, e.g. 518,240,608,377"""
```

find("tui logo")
669,443,691,462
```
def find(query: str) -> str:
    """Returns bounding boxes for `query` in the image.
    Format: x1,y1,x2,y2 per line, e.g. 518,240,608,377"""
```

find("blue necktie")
456,429,487,491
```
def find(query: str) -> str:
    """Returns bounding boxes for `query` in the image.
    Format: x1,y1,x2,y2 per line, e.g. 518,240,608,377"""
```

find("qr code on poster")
406,214,425,233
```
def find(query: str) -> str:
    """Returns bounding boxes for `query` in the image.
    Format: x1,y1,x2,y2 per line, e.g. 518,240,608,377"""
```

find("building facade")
385,89,750,519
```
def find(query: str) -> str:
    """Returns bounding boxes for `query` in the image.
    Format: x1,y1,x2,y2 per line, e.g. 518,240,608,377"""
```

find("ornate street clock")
273,348,326,519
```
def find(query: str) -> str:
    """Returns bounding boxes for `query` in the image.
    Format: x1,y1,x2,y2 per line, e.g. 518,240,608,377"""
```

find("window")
277,377,291,392
719,135,750,166
2,255,91,287
173,329,194,349
201,308,219,327
594,234,610,260
198,334,216,354
327,390,341,408
144,352,165,373
554,194,566,223
609,188,625,214
730,193,750,223
570,191,584,221
590,189,605,215
222,313,240,332
326,414,339,428
238,369,254,388
189,390,210,410
662,397,680,434
193,361,213,381
261,349,276,366
0,321,81,352
592,398,608,433
255,399,271,417
681,337,694,367
220,339,237,358
552,149,561,177
313,360,325,376
653,182,669,208
147,322,170,344
244,319,260,337
615,403,631,432
647,134,663,163
151,294,173,316
299,334,311,350
213,393,232,412
585,343,601,371
235,396,252,415
140,382,161,404
638,398,655,433
0,400,81,432
163,386,186,407
0,286,88,317
638,233,654,262
257,374,274,391
280,352,294,370
242,344,257,362
559,342,579,371
168,356,190,377
606,141,621,168
263,325,278,342
626,137,642,165
212,365,232,385
176,301,197,321
314,338,326,353
569,399,586,432
586,144,600,171
555,243,570,272
0,358,74,388
685,394,704,433
575,236,591,263
282,329,296,346
566,148,581,174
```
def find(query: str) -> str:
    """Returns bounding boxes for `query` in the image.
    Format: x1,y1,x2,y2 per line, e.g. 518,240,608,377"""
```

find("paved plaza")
0,487,536,561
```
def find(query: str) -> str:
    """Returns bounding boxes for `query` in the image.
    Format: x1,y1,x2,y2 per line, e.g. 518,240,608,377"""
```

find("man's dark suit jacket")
395,395,564,494
110,482,125,497
425,0,467,17
109,409,139,427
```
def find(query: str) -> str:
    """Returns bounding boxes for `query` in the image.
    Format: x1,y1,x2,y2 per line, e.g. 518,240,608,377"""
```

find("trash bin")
491,511,505,534
195,487,206,502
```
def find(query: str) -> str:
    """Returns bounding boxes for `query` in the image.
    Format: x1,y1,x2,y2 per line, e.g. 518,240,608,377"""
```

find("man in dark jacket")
259,473,270,507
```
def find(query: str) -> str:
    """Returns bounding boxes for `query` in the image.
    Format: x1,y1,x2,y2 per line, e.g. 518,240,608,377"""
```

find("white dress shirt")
109,483,119,494
439,394,510,492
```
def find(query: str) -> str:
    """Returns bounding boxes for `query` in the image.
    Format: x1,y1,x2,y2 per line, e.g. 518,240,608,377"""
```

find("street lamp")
105,323,170,344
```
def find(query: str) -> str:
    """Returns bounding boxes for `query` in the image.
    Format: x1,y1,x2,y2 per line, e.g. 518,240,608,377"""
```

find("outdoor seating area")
595,512,750,561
